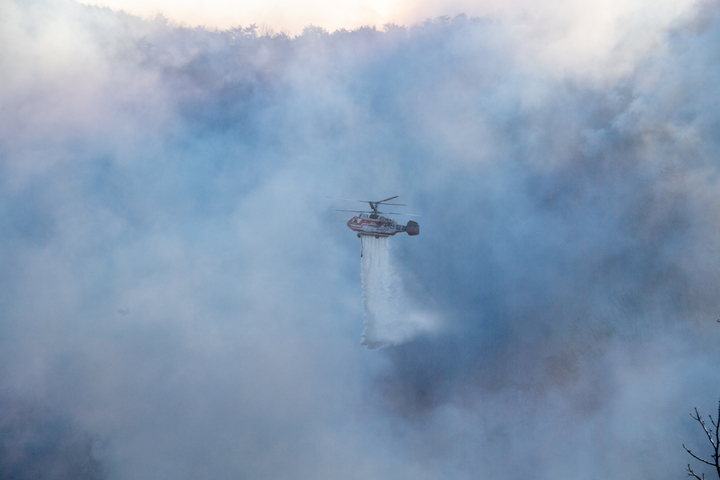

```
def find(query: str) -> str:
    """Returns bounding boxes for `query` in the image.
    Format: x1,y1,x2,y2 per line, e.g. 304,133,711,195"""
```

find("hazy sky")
2,0,720,479
78,0,699,37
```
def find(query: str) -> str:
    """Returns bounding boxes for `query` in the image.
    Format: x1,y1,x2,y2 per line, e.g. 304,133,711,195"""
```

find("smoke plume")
2,0,720,479
0,397,104,480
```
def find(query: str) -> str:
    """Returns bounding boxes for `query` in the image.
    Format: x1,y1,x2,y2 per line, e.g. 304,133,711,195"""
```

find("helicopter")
333,196,419,255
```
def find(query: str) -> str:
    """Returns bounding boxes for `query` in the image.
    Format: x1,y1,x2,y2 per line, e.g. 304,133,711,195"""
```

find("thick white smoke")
360,235,434,348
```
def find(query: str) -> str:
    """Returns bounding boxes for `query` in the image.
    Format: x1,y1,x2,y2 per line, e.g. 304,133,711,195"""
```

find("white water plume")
360,236,435,349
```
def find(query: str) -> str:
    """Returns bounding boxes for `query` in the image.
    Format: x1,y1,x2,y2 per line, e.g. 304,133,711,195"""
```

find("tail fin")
406,221,419,236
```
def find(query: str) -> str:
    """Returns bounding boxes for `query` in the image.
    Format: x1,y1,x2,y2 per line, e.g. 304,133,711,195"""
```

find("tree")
683,401,720,479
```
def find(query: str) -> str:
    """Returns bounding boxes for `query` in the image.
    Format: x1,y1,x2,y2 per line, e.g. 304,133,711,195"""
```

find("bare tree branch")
716,401,720,479
691,409,717,449
684,445,717,467
685,401,720,479
688,464,706,480
709,414,719,432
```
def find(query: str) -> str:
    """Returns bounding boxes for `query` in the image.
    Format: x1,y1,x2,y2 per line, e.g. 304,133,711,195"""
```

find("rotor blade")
379,211,421,217
335,209,371,213
328,196,407,206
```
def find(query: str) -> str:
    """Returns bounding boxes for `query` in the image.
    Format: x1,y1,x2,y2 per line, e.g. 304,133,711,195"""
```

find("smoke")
360,235,435,348
2,0,720,479
0,397,104,480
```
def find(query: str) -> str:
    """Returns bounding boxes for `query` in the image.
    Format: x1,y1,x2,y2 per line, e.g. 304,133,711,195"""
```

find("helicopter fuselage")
347,213,407,237
335,196,419,242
